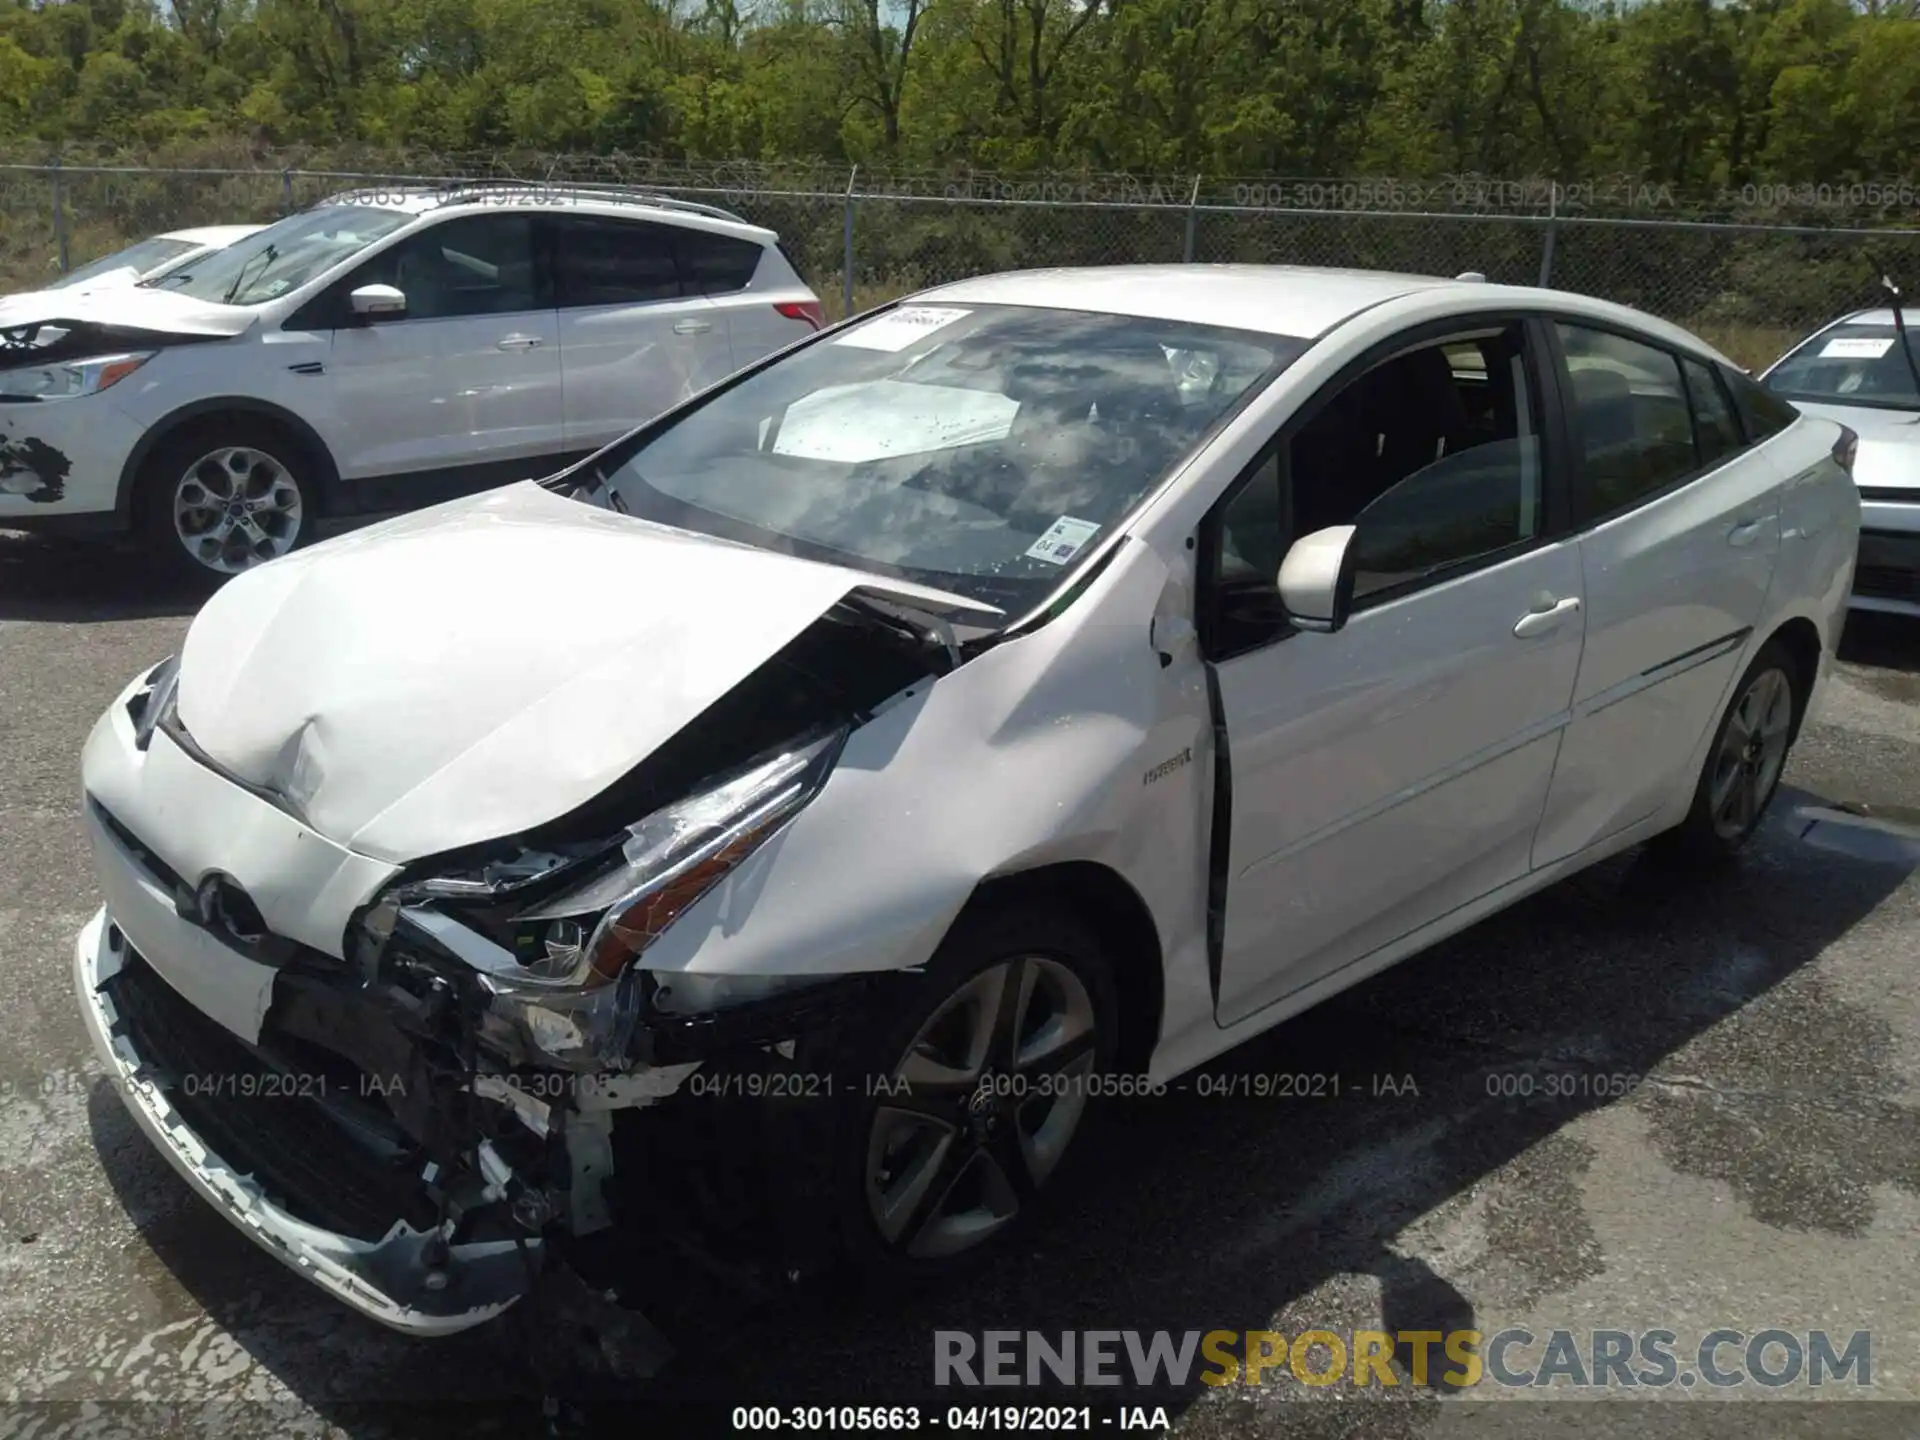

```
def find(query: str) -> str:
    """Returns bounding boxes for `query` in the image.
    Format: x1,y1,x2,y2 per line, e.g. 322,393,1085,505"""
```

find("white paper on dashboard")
1820,336,1895,359
833,306,972,352
773,380,1018,462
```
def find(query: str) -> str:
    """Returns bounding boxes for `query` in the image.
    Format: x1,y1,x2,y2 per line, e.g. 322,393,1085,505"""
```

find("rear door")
1531,322,1785,867
680,227,821,365
547,212,735,451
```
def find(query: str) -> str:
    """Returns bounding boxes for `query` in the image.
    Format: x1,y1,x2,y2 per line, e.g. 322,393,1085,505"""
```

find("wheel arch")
115,397,341,528
1762,613,1824,742
956,860,1166,1077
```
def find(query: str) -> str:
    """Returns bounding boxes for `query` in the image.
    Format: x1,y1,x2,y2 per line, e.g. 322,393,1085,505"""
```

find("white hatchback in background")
1758,306,1920,617
0,185,821,578
73,265,1857,1338
4,224,268,302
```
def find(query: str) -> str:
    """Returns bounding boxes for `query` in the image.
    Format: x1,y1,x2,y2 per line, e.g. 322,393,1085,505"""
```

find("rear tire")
136,418,318,584
1651,638,1803,865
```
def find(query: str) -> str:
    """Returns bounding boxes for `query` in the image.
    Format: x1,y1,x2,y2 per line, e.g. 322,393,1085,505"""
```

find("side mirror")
1277,524,1358,633
349,283,406,320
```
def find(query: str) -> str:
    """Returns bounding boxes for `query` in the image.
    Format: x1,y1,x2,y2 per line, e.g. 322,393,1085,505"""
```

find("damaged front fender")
635,535,1208,996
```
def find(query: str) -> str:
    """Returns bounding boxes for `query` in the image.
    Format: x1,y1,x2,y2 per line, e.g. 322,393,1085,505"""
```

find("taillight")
775,300,824,331
1834,424,1858,475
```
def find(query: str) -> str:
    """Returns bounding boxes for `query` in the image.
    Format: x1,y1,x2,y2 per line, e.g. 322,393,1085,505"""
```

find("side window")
553,216,683,307
1203,322,1545,657
1294,326,1542,603
1556,323,1696,515
678,231,764,296
1682,357,1743,468
347,215,538,321
1726,365,1802,441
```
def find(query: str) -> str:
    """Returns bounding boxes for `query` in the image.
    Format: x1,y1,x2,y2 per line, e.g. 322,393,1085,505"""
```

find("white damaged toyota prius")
77,265,1858,1335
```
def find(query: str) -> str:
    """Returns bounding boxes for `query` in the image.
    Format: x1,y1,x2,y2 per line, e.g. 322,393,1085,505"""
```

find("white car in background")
11,224,268,299
1759,304,1920,617
0,185,821,578
73,265,1856,1337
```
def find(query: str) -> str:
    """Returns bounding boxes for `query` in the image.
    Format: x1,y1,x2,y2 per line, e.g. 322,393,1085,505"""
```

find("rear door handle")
1514,595,1581,638
1728,517,1766,548
496,335,543,351
673,318,713,335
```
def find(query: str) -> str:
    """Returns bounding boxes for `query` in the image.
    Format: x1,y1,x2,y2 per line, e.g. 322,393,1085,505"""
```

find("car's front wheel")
138,420,315,582
816,904,1120,1282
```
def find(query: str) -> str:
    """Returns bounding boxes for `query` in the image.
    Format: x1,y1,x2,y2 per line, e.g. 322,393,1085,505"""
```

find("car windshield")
587,303,1299,611
50,236,197,289
1765,323,1920,411
152,205,413,305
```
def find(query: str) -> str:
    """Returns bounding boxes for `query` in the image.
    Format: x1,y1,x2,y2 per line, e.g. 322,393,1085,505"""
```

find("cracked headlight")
509,726,848,989
0,351,152,401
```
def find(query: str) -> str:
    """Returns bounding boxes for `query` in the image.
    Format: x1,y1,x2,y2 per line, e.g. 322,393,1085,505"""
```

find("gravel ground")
1,531,1917,1439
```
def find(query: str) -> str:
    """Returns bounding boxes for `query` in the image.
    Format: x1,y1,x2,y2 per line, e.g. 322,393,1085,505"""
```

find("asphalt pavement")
1,530,1917,1439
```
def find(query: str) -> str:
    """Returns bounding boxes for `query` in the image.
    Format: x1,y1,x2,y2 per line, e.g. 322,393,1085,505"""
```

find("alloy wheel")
864,956,1098,1260
172,446,304,575
1708,665,1793,840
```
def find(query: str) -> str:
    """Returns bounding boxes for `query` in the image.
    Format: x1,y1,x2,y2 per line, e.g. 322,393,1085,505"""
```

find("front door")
321,213,565,491
1205,319,1586,1026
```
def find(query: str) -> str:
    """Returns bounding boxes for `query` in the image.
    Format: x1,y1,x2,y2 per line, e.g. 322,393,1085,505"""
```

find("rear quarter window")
1728,366,1802,440
678,231,764,295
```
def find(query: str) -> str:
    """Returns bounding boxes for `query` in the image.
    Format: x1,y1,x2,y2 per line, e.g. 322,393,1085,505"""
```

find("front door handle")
496,335,543,351
1514,595,1581,638
673,318,713,335
1728,517,1766,548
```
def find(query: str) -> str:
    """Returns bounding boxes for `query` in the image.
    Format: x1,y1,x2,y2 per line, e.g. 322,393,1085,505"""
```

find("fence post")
1183,175,1202,262
1538,181,1558,288
281,168,295,215
50,155,69,274
843,164,859,320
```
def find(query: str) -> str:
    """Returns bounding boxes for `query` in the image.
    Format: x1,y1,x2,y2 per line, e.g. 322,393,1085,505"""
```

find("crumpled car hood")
174,481,993,865
1793,400,1920,492
0,284,257,341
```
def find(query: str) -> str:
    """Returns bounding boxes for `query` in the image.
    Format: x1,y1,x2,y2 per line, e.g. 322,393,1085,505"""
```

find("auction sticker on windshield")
1820,336,1895,359
1026,516,1102,564
835,306,972,352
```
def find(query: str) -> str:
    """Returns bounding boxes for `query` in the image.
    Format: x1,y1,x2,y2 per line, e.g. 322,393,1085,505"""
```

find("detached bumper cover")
75,907,537,1336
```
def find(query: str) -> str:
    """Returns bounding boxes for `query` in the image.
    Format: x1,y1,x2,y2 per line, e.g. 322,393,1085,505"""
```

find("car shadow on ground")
0,531,208,622
1838,610,1920,676
82,788,1920,1438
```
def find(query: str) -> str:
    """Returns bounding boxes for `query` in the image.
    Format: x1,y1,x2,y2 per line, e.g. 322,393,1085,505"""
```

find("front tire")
813,904,1120,1284
1653,639,1803,864
137,420,316,583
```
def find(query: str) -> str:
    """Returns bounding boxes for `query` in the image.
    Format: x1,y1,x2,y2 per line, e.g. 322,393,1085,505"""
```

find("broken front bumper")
75,907,538,1336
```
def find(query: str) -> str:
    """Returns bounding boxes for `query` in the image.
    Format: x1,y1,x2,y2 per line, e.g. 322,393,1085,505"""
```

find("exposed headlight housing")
0,351,152,402
128,655,180,751
371,727,849,1069
510,726,848,988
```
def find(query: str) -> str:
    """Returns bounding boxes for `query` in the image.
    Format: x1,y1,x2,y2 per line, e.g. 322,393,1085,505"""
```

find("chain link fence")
6,153,1920,370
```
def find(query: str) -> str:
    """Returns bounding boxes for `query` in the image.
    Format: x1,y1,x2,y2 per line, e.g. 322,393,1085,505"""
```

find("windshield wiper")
221,244,277,305
1881,275,1920,402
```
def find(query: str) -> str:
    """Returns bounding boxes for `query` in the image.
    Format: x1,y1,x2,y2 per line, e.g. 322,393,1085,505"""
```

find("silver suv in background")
0,184,823,579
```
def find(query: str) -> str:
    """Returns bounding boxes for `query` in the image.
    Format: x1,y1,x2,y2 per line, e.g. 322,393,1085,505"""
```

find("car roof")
915,263,1736,365
160,224,268,247
1821,308,1903,329
315,185,778,243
